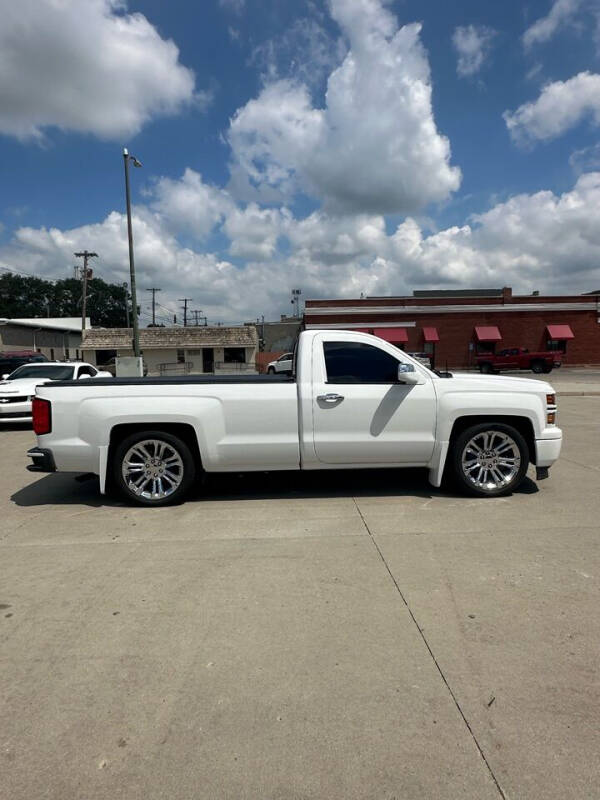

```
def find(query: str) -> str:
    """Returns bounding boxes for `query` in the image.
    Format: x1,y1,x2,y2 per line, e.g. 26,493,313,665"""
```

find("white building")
82,325,258,375
0,317,88,360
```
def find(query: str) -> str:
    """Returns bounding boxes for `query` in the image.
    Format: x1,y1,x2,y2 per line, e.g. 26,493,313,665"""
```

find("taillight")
32,397,52,435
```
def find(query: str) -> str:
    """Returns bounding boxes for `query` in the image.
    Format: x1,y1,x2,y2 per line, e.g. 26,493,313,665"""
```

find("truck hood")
444,371,555,394
0,378,53,395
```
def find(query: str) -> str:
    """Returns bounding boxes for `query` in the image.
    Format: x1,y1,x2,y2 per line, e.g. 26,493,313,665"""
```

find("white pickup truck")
27,330,562,506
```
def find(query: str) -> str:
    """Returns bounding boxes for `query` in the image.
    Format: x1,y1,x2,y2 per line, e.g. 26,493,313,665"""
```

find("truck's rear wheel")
479,362,493,374
450,423,529,497
531,360,544,374
113,430,195,506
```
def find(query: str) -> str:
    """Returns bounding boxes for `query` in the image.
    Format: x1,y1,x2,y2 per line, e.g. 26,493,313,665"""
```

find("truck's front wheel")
113,430,195,506
450,423,529,497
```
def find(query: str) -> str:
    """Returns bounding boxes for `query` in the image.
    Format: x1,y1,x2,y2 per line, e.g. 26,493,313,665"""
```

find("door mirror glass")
1,374,8,381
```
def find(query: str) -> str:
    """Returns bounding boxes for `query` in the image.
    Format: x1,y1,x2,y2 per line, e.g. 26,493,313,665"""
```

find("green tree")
0,271,129,327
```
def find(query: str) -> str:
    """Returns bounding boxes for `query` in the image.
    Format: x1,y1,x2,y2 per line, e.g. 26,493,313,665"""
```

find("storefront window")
547,339,567,353
224,348,246,363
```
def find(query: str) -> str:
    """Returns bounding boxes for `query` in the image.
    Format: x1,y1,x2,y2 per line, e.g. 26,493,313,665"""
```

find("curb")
557,391,600,397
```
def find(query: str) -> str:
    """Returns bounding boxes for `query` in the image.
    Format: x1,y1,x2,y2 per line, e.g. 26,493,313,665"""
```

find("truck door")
311,336,437,465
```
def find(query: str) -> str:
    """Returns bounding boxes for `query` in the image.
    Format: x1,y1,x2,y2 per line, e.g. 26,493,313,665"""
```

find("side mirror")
1,374,8,381
397,362,421,384
78,373,90,380
94,371,112,378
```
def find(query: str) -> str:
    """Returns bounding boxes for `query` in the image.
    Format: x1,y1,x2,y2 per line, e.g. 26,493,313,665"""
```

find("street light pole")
123,147,142,357
123,282,130,328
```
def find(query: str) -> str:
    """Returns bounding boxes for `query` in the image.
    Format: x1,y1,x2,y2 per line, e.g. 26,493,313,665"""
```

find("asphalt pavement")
1,396,599,799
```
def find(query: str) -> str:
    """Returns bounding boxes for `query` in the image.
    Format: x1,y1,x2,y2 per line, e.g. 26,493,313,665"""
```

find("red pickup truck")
477,347,561,374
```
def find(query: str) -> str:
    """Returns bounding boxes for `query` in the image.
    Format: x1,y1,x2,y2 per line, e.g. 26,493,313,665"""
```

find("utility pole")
191,309,207,326
74,250,98,333
179,298,193,327
146,287,161,326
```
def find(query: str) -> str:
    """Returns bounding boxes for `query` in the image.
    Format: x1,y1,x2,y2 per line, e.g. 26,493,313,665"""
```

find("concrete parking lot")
1,396,599,799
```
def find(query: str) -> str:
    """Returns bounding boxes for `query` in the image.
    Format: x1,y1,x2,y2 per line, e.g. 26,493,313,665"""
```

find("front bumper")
535,430,563,468
27,447,56,473
0,398,33,422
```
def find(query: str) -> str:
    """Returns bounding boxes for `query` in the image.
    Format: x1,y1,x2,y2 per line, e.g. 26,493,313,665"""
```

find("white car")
0,362,111,424
266,352,293,374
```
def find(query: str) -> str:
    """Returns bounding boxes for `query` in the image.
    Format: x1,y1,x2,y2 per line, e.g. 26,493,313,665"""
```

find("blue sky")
1,0,600,326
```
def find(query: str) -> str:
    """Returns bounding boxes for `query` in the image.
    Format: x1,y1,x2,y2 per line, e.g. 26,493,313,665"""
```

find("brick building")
304,288,600,368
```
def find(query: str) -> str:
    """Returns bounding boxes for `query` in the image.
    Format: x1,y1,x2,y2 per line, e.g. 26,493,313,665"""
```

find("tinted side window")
324,342,400,383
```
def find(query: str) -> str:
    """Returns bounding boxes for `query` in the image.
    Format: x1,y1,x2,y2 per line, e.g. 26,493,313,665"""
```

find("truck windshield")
8,365,75,380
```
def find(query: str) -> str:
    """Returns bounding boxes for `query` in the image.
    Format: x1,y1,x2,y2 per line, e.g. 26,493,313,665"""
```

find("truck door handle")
318,393,344,403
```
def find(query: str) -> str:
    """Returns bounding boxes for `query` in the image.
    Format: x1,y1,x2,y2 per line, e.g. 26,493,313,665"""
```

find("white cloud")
569,141,600,172
219,0,245,12
523,0,582,48
149,169,234,240
4,173,600,325
223,204,288,260
228,0,461,214
250,14,346,89
0,0,200,142
504,72,600,145
452,25,496,78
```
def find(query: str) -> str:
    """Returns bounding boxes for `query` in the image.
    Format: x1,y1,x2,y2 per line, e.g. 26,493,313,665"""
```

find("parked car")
0,351,48,377
406,351,432,368
27,330,561,505
98,357,148,376
266,352,293,374
0,362,111,424
477,347,561,374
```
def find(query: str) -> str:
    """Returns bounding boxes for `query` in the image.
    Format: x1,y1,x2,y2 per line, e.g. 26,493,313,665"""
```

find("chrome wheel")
461,430,521,492
121,439,184,500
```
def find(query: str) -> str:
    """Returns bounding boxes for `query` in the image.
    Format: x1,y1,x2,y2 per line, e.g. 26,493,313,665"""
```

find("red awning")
423,326,440,343
546,324,574,340
373,327,409,343
474,325,502,342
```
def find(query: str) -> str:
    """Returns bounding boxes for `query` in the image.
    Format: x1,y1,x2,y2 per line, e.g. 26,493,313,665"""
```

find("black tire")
479,362,493,374
113,430,196,506
542,364,553,374
531,360,544,374
267,367,276,374
449,422,529,497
